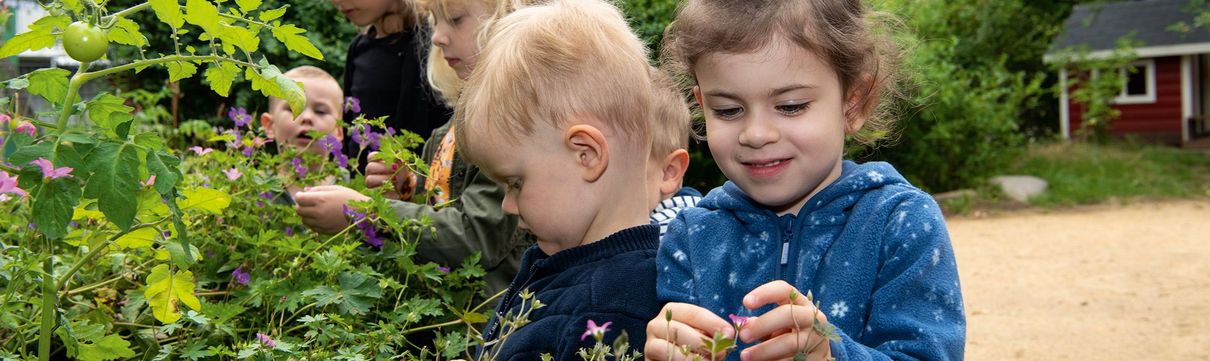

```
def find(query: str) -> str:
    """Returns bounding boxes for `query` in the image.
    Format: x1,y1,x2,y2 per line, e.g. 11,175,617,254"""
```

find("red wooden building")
1046,0,1210,147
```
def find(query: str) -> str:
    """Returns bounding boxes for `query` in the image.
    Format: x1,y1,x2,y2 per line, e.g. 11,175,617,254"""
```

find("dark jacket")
341,26,451,173
389,123,530,296
479,224,662,361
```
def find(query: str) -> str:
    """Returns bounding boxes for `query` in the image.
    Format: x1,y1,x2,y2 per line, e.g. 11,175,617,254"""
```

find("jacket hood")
699,161,909,226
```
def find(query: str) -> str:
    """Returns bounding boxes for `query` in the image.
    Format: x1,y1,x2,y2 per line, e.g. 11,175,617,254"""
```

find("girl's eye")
775,102,809,116
711,107,743,120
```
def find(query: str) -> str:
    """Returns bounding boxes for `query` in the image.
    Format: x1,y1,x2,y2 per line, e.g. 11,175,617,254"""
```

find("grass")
1003,140,1210,207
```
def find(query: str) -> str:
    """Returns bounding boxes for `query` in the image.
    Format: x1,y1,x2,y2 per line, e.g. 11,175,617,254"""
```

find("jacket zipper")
482,263,540,344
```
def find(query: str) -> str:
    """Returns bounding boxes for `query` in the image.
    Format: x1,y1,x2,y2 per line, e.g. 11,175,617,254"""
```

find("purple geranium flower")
350,125,382,151
344,96,361,114
232,267,251,285
285,226,293,237
292,158,307,178
436,265,450,274
30,158,72,179
316,135,342,157
728,314,749,331
342,204,384,249
0,171,26,200
228,107,253,127
256,332,276,348
581,320,612,341
15,121,35,137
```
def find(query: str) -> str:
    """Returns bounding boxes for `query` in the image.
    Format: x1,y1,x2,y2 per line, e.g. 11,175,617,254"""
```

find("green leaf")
61,0,84,14
150,0,185,28
166,61,199,83
178,187,231,214
27,68,71,105
183,0,221,34
248,60,304,117
219,24,259,53
0,15,70,58
86,93,135,136
234,0,262,13
31,177,83,240
302,272,383,316
203,61,241,97
160,240,201,268
9,140,53,166
144,264,202,324
115,227,158,249
146,150,182,197
83,142,142,230
271,24,323,60
108,18,149,47
258,5,289,22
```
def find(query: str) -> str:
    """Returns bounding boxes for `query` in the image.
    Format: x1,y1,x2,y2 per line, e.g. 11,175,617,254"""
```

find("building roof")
1046,0,1210,61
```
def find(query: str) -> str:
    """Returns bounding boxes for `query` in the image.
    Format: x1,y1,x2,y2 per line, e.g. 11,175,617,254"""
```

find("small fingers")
739,330,831,361
740,304,827,345
743,280,808,310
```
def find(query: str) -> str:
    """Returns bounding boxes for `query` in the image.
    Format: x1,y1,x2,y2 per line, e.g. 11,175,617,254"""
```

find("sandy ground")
950,199,1210,360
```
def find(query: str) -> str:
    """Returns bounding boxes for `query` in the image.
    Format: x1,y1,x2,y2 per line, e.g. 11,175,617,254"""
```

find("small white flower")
931,248,941,266
728,272,738,287
866,170,885,183
829,301,850,319
673,250,687,262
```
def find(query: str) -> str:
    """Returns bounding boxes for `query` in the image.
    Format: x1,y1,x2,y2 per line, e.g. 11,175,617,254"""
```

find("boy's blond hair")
454,0,654,161
267,65,343,115
648,67,692,159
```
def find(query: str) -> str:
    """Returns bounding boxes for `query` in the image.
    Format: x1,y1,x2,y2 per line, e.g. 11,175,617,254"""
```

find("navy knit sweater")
479,224,662,361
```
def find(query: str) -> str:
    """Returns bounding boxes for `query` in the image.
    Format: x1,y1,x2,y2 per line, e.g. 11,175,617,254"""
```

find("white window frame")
1112,59,1157,104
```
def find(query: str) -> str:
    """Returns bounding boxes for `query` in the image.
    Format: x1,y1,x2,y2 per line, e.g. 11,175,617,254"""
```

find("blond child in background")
645,0,965,360
259,66,347,200
296,0,535,296
453,0,666,359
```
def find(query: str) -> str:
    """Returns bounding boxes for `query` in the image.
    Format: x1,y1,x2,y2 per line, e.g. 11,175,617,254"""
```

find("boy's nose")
500,193,519,216
431,30,447,47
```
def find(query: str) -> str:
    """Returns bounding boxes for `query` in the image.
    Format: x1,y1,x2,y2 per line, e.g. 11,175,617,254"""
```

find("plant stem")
56,220,168,292
54,63,91,134
37,247,54,361
63,273,127,296
110,2,151,20
80,55,256,83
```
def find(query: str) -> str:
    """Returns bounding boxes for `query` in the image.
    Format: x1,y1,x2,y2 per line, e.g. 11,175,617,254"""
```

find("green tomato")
62,21,109,63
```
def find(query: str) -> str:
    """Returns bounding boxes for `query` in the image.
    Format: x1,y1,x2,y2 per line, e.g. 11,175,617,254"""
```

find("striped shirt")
649,194,702,237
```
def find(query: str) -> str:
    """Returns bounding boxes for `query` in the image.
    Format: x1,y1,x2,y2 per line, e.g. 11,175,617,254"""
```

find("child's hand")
644,302,734,361
738,281,832,361
295,185,371,234
365,151,414,200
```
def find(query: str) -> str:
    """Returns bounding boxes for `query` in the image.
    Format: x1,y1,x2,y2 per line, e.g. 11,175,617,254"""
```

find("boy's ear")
564,124,609,183
260,113,275,138
659,149,690,197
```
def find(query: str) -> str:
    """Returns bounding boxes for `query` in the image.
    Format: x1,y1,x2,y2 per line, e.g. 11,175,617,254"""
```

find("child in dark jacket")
452,0,673,359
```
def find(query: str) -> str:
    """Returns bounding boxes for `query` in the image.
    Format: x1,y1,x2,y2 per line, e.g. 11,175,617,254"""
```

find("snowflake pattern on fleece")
656,161,965,360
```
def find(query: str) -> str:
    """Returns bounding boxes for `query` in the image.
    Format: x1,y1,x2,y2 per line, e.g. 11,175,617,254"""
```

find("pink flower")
0,171,26,200
728,314,749,331
189,146,213,156
222,168,242,181
142,175,156,188
0,114,10,125
30,158,72,179
580,319,612,341
251,137,272,147
15,121,36,137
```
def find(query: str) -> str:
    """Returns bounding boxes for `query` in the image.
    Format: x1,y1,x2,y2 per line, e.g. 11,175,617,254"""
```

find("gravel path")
949,199,1210,360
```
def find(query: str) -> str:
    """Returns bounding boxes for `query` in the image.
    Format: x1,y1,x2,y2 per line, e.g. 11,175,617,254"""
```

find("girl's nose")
738,113,780,148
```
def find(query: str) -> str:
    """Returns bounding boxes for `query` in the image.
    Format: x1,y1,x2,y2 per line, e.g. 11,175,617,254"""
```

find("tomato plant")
61,21,108,63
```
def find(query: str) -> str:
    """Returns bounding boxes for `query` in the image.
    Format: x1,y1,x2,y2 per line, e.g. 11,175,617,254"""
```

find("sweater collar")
527,224,659,273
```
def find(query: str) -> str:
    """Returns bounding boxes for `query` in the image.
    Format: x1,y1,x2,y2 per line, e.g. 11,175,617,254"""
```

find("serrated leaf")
144,264,202,324
9,141,53,166
248,60,304,117
258,5,288,22
166,61,199,83
184,0,221,34
27,68,71,105
204,61,240,97
177,187,230,214
61,0,84,14
83,142,142,230
31,177,82,240
108,18,149,47
271,24,323,60
219,24,259,53
234,0,262,13
134,132,166,150
137,189,171,218
146,150,182,197
115,227,158,249
86,93,135,136
150,0,185,28
5,77,30,89
163,240,201,268
0,15,70,58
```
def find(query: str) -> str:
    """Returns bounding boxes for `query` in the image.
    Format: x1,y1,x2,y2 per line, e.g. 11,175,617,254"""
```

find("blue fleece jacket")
657,161,965,360
479,224,662,361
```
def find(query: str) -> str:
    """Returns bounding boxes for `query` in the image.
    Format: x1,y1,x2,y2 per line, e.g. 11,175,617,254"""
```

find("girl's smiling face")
695,36,864,215
429,0,491,79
